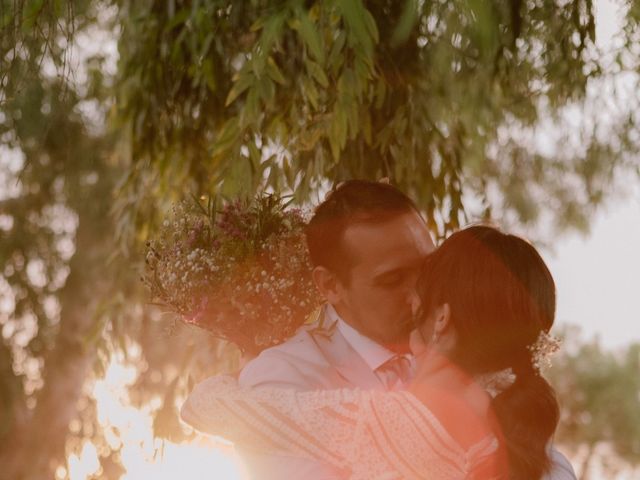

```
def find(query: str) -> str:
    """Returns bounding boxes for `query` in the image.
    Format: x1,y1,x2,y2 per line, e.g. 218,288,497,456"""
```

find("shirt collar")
327,304,398,372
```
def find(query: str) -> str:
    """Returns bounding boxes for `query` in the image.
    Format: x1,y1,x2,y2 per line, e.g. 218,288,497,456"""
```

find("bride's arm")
180,376,362,469
181,376,501,478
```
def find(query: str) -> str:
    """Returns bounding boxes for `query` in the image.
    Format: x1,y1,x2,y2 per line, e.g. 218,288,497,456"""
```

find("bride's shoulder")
398,385,494,451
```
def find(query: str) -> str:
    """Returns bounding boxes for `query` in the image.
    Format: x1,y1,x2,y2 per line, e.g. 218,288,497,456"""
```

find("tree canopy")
115,0,640,238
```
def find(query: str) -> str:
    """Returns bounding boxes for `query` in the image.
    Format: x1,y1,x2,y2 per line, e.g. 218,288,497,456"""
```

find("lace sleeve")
180,376,364,471
181,376,500,480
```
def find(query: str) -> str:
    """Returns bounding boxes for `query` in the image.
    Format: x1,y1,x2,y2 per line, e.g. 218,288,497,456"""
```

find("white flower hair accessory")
475,368,517,398
528,330,562,373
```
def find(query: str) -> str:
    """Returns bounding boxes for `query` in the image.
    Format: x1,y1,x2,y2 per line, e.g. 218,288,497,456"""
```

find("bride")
181,225,561,479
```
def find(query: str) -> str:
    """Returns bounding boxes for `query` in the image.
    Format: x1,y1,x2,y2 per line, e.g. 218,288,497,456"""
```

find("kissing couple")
181,180,577,480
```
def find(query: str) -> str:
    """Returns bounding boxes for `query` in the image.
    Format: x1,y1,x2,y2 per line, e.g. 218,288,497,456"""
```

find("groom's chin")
382,332,412,354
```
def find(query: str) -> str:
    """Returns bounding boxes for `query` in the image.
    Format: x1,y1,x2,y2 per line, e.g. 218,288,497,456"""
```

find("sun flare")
65,359,246,480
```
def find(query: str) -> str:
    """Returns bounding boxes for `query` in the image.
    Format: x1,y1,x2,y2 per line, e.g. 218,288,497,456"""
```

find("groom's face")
335,211,435,349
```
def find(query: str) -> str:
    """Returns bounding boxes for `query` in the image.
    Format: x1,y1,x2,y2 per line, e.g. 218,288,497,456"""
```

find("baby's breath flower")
143,193,321,354
528,331,562,373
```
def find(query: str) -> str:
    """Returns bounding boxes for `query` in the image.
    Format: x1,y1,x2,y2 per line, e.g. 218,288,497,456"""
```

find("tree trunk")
0,212,110,479
579,443,597,480
0,335,28,461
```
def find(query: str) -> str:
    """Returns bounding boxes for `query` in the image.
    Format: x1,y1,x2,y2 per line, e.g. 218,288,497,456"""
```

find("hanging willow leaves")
115,0,640,241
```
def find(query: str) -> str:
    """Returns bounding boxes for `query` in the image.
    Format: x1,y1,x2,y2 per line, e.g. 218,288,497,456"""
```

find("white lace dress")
181,376,500,480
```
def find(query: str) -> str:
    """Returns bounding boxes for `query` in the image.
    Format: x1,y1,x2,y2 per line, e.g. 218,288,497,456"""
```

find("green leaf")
266,57,287,85
212,118,241,159
374,79,386,109
221,154,253,196
250,16,267,32
390,0,419,47
363,8,380,45
346,100,359,140
306,60,329,88
294,9,325,64
257,75,276,103
225,73,254,106
467,0,499,58
299,122,324,151
328,30,347,72
53,0,65,17
362,110,372,145
353,56,371,85
267,115,288,142
165,9,190,32
338,68,357,99
258,11,287,58
283,157,296,187
393,113,408,137
329,107,348,161
248,141,262,171
301,76,320,110
338,0,373,55
241,88,260,127
200,33,215,59
202,58,217,92
22,0,45,31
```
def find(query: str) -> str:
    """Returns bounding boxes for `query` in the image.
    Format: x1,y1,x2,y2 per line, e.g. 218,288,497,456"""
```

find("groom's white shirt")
336,311,415,390
238,305,390,479
238,304,576,480
335,309,397,373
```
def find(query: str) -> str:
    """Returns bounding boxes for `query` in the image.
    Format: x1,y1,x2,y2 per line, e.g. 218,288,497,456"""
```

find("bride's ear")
312,266,342,304
433,303,452,337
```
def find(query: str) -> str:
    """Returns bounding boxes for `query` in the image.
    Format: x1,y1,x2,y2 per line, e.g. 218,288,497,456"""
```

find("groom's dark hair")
305,180,422,281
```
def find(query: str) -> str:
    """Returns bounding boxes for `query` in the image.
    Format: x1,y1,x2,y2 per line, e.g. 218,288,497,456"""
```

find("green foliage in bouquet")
144,194,321,354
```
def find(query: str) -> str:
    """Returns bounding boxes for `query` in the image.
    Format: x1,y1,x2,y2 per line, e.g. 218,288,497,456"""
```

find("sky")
543,189,640,349
539,0,640,350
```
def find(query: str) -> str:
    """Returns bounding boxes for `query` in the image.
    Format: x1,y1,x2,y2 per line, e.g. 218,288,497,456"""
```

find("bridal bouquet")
143,194,321,354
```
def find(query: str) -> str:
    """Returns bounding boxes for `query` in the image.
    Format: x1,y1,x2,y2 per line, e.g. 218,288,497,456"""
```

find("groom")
238,180,576,480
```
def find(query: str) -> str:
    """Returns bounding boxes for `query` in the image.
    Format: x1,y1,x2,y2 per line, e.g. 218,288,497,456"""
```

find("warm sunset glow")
68,357,247,480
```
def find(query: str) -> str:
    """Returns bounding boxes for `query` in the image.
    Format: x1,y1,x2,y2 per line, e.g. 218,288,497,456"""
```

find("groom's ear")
312,266,342,304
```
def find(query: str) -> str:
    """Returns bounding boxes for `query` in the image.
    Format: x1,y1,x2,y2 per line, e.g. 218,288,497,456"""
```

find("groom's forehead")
342,213,433,266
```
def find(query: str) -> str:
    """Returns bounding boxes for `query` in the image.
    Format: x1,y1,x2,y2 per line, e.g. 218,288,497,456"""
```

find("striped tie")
378,355,414,390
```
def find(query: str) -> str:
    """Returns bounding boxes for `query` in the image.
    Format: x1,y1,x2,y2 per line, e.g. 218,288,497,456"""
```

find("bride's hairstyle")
415,225,559,480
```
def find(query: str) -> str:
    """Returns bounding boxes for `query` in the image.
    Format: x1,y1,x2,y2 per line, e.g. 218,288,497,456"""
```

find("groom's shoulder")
545,446,577,480
238,324,330,390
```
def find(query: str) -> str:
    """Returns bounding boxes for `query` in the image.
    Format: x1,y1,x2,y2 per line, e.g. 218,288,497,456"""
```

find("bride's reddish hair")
415,225,559,480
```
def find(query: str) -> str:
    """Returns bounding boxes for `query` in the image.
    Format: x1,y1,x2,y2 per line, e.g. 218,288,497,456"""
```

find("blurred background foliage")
548,330,640,479
1,0,639,479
